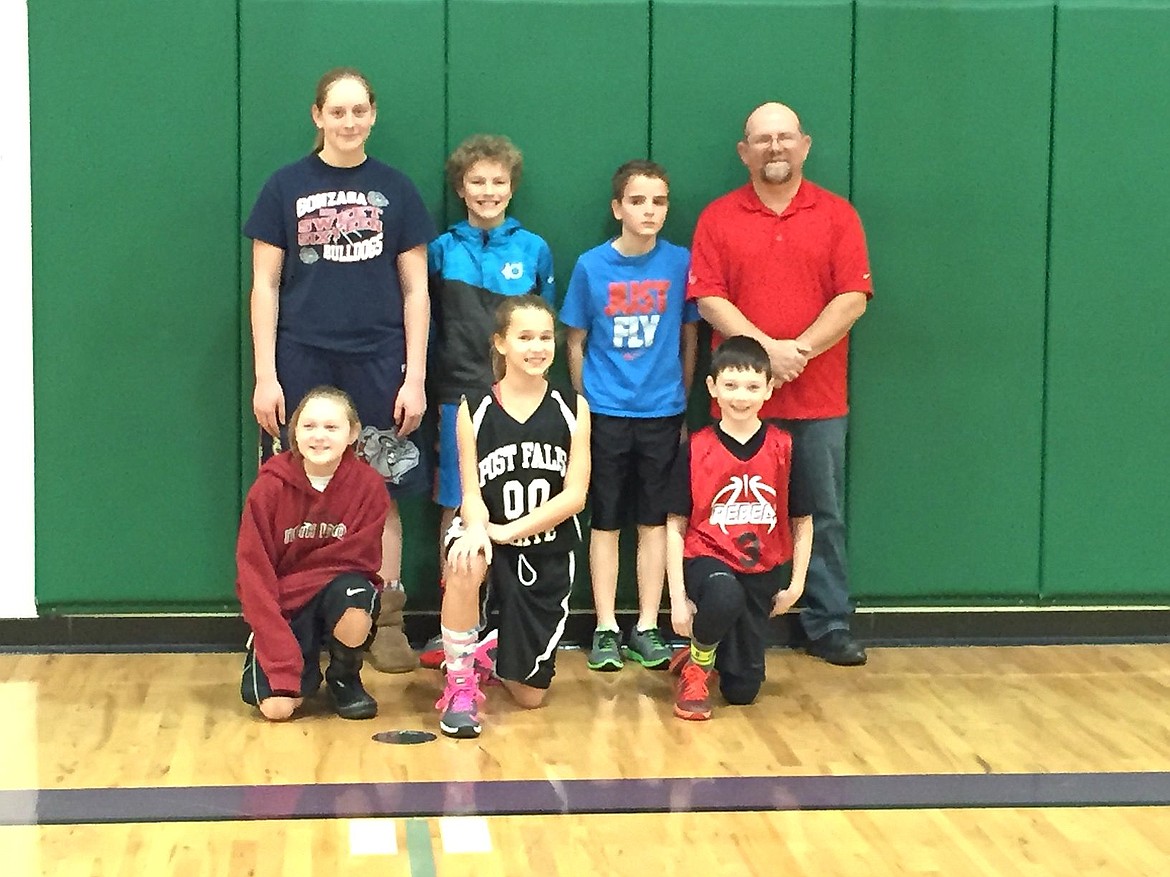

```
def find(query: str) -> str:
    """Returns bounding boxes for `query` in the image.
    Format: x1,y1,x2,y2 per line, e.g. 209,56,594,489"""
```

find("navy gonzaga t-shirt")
244,154,435,356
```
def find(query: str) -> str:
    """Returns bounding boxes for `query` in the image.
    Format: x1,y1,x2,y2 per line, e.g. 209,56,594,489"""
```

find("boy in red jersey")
664,336,814,720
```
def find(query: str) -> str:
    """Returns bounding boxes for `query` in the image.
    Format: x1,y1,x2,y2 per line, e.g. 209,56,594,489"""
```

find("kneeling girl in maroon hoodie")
236,386,390,721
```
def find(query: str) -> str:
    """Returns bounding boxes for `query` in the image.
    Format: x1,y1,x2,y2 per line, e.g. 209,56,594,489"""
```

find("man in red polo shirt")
687,101,872,666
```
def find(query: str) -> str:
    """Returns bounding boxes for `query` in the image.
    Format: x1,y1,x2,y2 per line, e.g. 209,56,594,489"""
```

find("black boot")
325,639,378,720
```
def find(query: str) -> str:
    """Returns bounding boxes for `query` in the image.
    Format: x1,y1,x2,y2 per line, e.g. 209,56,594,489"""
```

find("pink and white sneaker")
436,672,485,739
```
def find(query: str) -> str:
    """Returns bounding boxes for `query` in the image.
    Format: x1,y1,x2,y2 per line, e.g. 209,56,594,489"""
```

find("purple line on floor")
3,772,1170,826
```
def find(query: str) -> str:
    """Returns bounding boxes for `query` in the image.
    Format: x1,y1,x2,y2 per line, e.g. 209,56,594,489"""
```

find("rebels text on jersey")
682,425,799,573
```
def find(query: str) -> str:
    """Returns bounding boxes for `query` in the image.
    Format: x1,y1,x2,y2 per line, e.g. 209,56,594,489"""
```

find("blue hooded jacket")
428,217,555,404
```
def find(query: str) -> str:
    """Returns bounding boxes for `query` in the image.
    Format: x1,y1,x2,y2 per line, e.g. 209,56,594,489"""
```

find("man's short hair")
709,335,772,382
611,159,669,202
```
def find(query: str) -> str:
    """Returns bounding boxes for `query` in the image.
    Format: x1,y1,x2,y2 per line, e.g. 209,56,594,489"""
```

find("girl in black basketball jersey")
434,295,591,738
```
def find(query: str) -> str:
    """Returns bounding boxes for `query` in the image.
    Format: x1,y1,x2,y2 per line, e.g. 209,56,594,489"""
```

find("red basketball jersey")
683,424,794,572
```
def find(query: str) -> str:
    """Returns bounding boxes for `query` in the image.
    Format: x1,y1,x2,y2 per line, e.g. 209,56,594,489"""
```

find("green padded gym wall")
238,0,447,606
446,1,649,274
30,0,241,611
848,0,1054,601
238,1,446,239
29,0,1170,617
650,0,854,243
446,0,651,609
1042,0,1170,599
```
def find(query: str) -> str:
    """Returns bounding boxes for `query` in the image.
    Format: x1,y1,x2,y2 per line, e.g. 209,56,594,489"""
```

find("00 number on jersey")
501,478,555,547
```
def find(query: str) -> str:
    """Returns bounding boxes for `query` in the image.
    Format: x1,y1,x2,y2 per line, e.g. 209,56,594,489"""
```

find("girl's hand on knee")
450,529,492,570
258,695,303,721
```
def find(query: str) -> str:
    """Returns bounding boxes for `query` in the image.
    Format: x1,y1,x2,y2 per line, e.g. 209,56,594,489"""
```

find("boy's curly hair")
445,134,524,193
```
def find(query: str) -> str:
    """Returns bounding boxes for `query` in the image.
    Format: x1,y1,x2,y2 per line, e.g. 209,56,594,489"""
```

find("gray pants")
772,416,852,639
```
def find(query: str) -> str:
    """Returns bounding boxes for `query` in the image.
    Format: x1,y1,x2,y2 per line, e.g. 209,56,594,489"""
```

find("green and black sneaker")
624,626,672,669
586,628,624,671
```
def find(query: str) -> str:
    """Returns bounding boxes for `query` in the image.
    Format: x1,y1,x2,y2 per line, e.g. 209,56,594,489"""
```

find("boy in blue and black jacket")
422,134,556,668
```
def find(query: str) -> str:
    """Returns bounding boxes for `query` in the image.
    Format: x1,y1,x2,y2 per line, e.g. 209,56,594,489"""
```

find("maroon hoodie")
236,448,390,692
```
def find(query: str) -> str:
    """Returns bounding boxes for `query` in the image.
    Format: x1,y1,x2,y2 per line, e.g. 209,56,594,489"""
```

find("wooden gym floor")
2,643,1169,875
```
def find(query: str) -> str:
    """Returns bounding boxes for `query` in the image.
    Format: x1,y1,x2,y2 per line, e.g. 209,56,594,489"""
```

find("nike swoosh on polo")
346,587,366,596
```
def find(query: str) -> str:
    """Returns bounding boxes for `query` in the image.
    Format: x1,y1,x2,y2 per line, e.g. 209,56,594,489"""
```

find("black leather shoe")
805,630,867,666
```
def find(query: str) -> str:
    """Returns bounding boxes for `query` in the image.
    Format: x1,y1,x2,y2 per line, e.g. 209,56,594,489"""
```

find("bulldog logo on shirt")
356,425,421,485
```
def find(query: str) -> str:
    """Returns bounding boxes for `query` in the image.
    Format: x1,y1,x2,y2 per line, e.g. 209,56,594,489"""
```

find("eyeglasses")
745,133,802,148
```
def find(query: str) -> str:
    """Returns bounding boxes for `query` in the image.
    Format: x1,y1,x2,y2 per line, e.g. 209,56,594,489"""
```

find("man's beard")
761,160,792,184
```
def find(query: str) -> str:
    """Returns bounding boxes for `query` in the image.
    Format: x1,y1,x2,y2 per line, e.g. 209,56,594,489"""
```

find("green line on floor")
406,817,436,877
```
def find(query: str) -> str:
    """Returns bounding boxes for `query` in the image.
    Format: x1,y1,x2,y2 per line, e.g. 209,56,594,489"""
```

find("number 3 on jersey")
735,531,761,569
501,478,556,546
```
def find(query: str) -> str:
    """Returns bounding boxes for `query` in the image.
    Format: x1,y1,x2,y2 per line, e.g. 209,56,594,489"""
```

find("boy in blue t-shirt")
561,160,699,671
422,134,556,669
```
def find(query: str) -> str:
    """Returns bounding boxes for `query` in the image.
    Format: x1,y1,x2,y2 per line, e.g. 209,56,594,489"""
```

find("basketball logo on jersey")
295,189,385,264
501,261,525,280
710,474,777,533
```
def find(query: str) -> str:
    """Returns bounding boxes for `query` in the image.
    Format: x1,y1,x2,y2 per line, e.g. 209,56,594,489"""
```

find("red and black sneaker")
673,661,713,721
667,647,691,676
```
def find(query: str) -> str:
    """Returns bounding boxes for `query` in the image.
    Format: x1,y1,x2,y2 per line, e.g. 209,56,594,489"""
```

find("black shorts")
240,572,381,705
589,412,684,530
683,556,789,690
445,523,574,691
491,546,574,689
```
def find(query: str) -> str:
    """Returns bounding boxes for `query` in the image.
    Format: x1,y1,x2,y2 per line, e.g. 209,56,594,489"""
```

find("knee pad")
719,674,761,706
692,581,749,645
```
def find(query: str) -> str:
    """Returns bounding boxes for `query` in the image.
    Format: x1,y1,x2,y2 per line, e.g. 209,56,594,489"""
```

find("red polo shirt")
687,181,872,420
